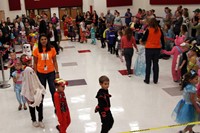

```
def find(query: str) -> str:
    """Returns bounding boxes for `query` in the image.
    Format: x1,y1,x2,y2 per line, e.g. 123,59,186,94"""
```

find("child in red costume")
54,78,71,133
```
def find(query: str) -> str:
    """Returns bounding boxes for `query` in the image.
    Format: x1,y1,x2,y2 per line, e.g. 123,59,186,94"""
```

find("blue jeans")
37,71,56,103
14,84,26,104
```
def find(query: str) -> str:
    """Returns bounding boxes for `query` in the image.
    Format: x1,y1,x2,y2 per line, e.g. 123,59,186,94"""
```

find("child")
134,42,146,77
12,60,27,110
20,54,46,128
54,78,71,133
162,35,185,82
178,41,191,85
107,27,116,54
103,24,111,49
7,51,18,79
80,21,87,43
187,45,200,72
115,30,124,62
90,23,96,45
172,70,200,133
95,76,114,133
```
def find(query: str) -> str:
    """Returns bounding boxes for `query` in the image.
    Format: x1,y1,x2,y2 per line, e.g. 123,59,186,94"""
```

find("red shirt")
121,36,137,49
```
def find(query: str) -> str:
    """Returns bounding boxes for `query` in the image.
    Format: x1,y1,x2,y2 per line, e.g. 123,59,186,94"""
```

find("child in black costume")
95,75,114,133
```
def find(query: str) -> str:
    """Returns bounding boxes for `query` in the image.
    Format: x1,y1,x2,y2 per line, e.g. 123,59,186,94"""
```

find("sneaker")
56,125,60,131
32,122,39,127
18,104,22,111
38,121,45,128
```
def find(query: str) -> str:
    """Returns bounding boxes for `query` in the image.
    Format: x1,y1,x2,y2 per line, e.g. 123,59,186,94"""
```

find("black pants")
50,41,59,55
101,38,106,48
145,48,161,83
37,71,56,103
124,48,134,74
29,100,43,122
100,111,114,133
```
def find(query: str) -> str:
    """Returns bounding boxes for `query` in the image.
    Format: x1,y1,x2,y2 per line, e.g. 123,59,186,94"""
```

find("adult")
76,12,84,42
163,7,172,25
105,10,115,25
121,27,138,76
113,10,122,32
173,11,183,36
50,13,59,26
39,20,47,34
141,18,165,84
48,22,59,55
125,8,132,26
33,34,59,103
92,10,99,27
191,9,200,37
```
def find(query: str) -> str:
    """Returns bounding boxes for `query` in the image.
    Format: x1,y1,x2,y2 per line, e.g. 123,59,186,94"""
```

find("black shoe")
153,81,158,84
56,125,60,131
144,80,149,84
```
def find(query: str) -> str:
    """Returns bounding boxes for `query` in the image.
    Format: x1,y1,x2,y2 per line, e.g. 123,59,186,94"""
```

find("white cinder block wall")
1,0,200,20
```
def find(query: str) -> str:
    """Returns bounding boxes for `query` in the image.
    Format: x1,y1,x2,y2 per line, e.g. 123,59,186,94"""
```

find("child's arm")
54,93,63,123
190,93,200,113
179,60,186,70
12,71,18,83
132,37,138,52
162,46,175,55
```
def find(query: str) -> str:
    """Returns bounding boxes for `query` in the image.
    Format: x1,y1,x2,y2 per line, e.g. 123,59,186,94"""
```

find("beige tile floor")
0,40,200,133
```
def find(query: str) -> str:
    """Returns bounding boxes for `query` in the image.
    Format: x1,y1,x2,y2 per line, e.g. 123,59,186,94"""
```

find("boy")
107,27,116,54
95,76,114,133
54,78,71,133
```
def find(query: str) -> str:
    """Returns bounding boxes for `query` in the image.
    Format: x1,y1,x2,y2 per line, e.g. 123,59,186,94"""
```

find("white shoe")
38,121,45,128
32,122,39,127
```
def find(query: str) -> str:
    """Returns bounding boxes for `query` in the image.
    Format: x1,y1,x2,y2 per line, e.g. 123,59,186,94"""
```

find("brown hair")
148,18,159,33
99,76,109,84
125,27,133,41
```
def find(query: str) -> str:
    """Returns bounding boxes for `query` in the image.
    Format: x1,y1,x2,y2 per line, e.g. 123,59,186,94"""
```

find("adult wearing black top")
76,12,84,42
48,22,59,55
173,11,183,36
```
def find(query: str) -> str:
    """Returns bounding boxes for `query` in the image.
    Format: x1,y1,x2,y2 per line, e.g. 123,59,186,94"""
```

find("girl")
12,60,27,110
172,70,200,133
80,21,87,43
134,42,146,77
187,45,200,72
21,54,46,128
121,27,138,77
90,23,96,45
7,51,18,79
115,30,123,62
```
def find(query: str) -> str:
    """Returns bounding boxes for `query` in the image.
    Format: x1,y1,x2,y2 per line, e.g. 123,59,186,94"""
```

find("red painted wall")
106,0,132,7
150,0,200,5
9,0,21,11
25,0,83,9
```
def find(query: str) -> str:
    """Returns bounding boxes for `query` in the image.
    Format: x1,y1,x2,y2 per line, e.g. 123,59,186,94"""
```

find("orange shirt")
33,47,56,74
145,28,162,49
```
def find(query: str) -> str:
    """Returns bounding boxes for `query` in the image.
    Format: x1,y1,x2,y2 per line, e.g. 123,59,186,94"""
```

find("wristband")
56,72,59,74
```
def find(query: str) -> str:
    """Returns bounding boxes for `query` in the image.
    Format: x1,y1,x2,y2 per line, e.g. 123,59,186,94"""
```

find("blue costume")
172,84,198,123
90,27,96,45
134,46,146,77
